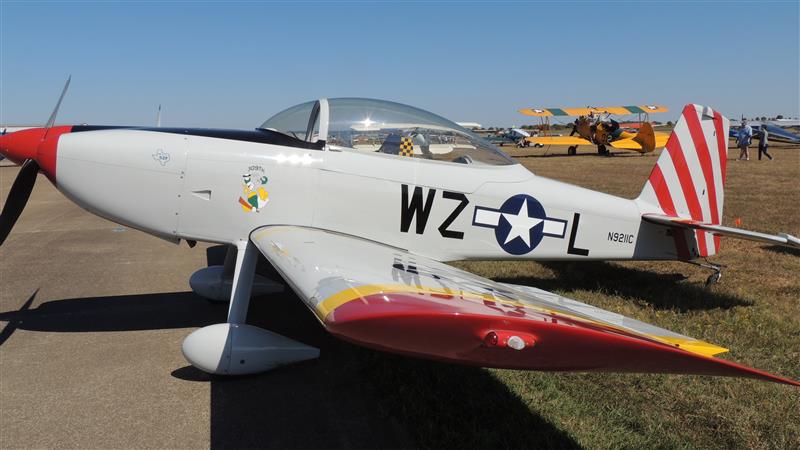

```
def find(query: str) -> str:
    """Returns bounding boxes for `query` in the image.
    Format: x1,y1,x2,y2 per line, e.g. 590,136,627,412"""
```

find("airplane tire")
597,145,608,156
568,146,577,155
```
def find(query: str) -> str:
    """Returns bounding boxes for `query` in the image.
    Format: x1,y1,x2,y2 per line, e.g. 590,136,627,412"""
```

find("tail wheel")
568,146,577,155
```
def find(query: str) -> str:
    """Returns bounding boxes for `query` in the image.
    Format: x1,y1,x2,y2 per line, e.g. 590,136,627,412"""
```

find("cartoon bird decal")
238,173,269,212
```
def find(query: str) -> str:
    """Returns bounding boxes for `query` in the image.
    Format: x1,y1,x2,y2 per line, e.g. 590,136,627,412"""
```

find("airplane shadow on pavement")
0,288,579,449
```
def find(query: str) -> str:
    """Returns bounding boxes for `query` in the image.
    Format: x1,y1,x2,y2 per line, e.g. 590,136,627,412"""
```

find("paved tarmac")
0,166,410,449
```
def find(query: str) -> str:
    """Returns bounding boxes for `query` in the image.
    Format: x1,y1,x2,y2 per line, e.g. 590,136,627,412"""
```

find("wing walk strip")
315,283,727,358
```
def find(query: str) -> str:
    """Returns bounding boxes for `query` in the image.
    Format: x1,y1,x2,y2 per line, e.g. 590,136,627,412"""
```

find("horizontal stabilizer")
643,214,800,248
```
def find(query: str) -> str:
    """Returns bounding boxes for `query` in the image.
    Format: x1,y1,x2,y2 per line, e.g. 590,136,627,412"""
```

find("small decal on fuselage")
152,149,171,166
607,232,635,244
239,165,269,213
472,194,567,255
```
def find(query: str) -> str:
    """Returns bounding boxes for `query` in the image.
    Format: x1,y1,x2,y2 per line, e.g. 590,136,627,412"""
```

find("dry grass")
360,142,800,449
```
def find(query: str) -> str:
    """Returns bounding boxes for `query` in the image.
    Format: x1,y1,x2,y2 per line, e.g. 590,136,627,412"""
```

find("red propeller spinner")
0,76,71,245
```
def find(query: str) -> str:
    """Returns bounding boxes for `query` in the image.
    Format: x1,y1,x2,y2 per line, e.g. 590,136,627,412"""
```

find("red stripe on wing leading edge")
712,111,728,186
648,165,677,216
665,135,708,254
684,107,720,225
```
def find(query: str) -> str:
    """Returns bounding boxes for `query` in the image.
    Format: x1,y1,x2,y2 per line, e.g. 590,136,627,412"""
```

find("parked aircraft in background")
729,122,800,144
483,128,542,147
519,105,670,155
1,79,798,386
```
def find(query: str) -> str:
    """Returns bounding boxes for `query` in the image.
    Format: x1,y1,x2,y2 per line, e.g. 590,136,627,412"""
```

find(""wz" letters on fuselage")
400,185,469,239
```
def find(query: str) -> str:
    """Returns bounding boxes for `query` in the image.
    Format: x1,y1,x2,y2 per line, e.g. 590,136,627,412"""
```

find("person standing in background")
738,120,752,160
758,123,773,160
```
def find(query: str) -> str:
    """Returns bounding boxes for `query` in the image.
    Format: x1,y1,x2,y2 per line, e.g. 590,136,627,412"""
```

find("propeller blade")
45,75,71,130
0,159,40,246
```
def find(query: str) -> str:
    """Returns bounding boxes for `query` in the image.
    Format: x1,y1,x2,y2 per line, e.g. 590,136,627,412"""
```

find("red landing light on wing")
484,331,536,350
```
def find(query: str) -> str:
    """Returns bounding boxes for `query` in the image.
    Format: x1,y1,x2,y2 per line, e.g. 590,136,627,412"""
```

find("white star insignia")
501,199,543,247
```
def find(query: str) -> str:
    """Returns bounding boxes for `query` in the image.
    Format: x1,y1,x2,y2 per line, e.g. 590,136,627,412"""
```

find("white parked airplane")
1,80,797,386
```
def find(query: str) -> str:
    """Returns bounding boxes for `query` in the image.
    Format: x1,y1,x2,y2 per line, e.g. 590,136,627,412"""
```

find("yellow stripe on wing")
315,283,526,319
658,337,728,357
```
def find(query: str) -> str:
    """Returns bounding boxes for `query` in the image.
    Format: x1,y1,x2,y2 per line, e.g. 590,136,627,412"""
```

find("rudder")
636,104,730,258
632,121,656,153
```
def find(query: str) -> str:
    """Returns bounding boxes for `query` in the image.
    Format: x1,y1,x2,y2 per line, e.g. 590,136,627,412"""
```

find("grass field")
353,142,800,449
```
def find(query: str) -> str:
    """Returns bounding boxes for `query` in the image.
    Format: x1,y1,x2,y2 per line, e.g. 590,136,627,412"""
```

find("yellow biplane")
518,105,670,156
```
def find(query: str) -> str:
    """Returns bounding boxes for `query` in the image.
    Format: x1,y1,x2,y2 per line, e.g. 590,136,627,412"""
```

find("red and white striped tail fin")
637,104,730,259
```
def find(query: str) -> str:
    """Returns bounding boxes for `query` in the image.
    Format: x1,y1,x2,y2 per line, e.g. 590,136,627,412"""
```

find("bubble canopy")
259,98,515,166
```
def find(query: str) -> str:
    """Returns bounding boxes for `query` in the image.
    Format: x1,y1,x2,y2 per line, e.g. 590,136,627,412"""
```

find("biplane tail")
637,104,729,258
631,121,656,153
637,105,800,258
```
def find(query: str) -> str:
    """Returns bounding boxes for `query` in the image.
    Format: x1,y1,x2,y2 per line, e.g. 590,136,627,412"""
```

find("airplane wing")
527,136,592,146
643,214,800,248
250,225,798,385
519,105,669,117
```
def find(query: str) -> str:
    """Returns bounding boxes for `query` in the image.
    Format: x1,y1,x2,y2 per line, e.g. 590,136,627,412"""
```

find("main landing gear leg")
227,240,258,323
182,240,319,375
190,244,284,302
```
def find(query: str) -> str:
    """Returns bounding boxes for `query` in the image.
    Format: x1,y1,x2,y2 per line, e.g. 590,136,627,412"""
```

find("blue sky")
1,1,798,128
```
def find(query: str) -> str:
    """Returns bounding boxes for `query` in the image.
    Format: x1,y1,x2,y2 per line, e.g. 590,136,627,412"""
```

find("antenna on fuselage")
156,104,162,127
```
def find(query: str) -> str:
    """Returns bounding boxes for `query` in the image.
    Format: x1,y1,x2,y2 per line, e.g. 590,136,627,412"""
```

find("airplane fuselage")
54,127,678,262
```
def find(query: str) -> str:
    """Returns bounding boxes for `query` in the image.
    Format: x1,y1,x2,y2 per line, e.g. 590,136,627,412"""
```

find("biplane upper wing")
250,225,798,385
519,105,669,117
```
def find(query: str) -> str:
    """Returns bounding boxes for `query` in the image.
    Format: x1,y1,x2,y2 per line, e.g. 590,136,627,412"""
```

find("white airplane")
1,80,798,387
